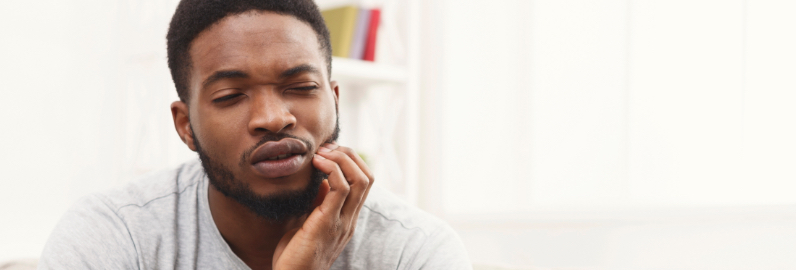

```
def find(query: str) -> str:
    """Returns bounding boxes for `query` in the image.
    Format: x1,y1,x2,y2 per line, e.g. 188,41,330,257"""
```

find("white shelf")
331,57,407,85
315,0,421,205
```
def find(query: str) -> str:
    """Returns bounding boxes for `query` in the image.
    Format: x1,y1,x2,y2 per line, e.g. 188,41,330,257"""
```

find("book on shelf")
321,5,381,62
321,5,358,58
348,7,370,60
363,8,380,62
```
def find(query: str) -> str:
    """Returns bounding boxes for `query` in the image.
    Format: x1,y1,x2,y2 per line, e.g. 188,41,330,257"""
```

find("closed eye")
212,93,244,103
290,85,318,91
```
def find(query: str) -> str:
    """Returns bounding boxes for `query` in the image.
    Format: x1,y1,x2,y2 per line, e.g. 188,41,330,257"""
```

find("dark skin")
170,11,374,270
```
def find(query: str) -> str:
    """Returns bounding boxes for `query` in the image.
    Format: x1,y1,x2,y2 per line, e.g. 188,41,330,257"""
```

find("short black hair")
166,0,332,102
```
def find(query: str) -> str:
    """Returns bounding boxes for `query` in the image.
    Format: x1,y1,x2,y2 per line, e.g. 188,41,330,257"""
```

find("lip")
249,138,309,178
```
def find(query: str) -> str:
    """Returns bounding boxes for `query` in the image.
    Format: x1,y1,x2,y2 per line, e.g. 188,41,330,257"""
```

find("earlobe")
184,126,197,152
170,101,197,152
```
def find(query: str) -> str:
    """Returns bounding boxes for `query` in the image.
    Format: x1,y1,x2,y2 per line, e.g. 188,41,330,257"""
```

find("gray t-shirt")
38,160,471,270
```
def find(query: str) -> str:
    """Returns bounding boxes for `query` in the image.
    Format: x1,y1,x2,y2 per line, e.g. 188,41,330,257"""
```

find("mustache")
239,133,314,167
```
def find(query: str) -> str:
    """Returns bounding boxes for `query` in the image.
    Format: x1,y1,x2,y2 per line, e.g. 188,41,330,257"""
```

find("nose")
248,90,296,134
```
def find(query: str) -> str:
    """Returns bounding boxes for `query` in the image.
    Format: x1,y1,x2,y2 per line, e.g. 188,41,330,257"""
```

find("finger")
323,144,374,207
320,144,374,234
351,180,373,229
324,144,375,221
312,154,349,215
316,146,369,218
324,144,375,183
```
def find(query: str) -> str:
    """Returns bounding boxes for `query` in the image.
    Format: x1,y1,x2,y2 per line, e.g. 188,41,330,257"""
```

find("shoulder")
97,160,205,213
38,192,140,269
38,160,206,270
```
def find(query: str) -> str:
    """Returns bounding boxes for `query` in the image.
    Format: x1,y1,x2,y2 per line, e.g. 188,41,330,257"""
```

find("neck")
208,184,306,270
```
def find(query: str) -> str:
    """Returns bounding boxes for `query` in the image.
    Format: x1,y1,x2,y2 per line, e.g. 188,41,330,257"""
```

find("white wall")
434,0,796,268
440,0,796,213
0,0,193,262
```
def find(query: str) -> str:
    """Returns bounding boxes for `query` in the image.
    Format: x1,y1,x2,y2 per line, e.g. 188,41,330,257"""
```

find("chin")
202,152,326,221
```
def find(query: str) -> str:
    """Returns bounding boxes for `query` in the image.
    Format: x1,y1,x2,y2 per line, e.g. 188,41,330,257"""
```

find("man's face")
172,11,339,218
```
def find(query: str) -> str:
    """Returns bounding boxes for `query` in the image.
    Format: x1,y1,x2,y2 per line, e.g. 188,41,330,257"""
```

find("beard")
192,120,340,222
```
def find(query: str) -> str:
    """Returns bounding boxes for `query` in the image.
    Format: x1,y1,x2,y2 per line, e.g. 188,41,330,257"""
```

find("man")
38,0,471,269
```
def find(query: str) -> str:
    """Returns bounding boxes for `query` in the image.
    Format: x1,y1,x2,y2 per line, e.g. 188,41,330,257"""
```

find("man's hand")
272,143,374,270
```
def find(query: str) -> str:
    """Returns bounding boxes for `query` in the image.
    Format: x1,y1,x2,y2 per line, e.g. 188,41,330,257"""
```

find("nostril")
254,127,268,132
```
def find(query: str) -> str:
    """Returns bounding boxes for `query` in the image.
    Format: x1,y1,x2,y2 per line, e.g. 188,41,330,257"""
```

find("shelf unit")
331,56,407,85
316,0,421,205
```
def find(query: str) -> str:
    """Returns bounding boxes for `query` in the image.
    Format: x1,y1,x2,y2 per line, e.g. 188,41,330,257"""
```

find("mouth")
249,138,310,178
264,153,299,161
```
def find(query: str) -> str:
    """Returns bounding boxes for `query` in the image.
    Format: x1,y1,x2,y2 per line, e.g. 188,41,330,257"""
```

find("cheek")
194,106,249,160
300,102,337,142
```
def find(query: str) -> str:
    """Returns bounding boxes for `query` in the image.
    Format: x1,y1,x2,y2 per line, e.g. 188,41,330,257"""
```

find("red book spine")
363,8,381,62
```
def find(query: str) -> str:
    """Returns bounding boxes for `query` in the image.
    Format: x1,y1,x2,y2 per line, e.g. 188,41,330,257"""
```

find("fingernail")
318,147,331,153
314,154,326,160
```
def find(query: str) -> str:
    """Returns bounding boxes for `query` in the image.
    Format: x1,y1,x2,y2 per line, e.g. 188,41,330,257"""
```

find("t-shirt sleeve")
38,195,139,270
407,224,473,270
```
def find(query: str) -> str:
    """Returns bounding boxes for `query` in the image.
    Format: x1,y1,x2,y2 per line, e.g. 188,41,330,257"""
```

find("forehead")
188,11,324,91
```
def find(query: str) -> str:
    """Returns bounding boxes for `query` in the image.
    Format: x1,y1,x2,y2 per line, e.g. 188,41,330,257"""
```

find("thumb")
273,227,300,266
312,179,330,209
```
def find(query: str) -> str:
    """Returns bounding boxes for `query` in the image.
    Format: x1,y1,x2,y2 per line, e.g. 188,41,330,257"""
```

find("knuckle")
340,182,351,193
336,151,354,163
328,219,342,235
337,146,354,154
333,149,347,157
356,175,369,186
331,163,342,173
335,219,345,232
337,152,353,163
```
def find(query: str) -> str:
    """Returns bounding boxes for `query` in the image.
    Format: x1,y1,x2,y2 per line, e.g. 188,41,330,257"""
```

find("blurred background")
1,0,795,269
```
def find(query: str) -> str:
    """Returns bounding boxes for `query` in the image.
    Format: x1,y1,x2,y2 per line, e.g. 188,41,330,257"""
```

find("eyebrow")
201,64,322,89
279,64,322,79
202,70,249,89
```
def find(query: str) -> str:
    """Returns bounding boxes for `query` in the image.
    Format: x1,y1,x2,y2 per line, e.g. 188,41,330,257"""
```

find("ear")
329,80,340,106
171,101,197,152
